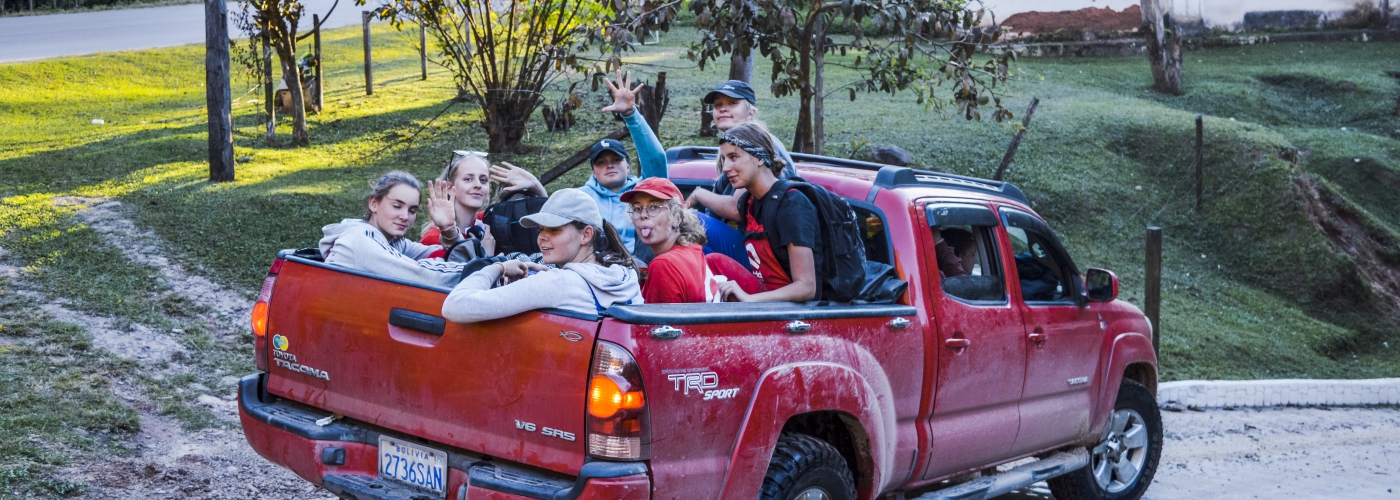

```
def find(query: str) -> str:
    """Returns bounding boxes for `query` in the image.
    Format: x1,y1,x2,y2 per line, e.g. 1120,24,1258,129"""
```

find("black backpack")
483,193,547,255
742,178,867,302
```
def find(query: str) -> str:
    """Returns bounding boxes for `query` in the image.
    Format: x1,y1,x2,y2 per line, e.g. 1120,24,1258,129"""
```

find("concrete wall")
982,0,1367,30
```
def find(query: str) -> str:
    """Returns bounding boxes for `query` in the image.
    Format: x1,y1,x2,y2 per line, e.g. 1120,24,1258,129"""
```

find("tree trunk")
278,53,310,146
1141,0,1183,95
728,50,753,83
479,89,535,153
811,14,826,155
792,25,815,154
205,0,235,181
262,31,276,146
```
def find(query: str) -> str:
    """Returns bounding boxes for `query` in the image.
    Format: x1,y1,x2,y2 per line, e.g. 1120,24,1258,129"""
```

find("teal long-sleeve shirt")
581,108,669,256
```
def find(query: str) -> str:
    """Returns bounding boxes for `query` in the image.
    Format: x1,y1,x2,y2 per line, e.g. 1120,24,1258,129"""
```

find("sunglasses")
452,150,488,159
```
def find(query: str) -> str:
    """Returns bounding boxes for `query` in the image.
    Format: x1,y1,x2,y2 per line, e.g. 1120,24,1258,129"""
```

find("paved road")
0,0,375,63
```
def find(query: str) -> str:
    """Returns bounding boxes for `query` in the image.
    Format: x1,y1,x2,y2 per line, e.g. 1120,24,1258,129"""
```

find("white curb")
1157,378,1400,408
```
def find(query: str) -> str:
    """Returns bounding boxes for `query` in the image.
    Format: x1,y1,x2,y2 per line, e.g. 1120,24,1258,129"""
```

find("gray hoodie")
319,219,465,289
442,262,642,323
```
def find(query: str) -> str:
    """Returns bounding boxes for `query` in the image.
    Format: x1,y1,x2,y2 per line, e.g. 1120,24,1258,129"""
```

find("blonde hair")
665,199,708,247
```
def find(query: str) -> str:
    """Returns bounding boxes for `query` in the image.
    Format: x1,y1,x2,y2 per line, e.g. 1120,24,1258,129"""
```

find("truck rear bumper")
237,373,651,500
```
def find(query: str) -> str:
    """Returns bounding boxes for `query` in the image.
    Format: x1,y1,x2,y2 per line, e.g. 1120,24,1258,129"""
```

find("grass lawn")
0,19,1398,495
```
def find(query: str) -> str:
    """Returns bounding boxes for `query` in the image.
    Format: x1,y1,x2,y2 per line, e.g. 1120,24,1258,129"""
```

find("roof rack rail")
664,146,1028,204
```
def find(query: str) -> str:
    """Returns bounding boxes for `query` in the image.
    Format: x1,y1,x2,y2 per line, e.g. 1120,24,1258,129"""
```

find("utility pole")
363,11,374,95
205,0,235,181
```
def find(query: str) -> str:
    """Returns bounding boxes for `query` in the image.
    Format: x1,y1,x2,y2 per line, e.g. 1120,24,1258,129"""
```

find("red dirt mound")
1002,5,1142,35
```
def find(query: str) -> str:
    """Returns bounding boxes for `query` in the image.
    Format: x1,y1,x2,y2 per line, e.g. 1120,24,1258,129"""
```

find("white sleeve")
442,268,589,323
330,230,463,288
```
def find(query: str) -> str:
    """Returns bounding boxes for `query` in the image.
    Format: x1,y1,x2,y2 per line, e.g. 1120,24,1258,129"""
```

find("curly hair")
664,199,708,247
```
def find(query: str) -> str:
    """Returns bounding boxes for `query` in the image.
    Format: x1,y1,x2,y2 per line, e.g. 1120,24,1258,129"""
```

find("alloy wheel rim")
1090,408,1149,493
793,487,832,500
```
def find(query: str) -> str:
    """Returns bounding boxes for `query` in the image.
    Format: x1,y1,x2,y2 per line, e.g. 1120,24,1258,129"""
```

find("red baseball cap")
620,178,683,203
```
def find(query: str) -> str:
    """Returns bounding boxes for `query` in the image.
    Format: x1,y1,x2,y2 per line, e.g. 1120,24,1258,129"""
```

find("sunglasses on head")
452,150,488,160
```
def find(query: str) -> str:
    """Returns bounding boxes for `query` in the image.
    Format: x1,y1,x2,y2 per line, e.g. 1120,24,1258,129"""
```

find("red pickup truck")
239,148,1160,500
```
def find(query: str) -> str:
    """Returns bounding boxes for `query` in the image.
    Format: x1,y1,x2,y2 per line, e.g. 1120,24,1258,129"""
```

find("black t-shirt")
746,188,824,277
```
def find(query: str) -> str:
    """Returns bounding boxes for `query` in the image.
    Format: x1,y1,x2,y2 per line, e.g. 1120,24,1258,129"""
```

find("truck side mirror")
1085,268,1118,302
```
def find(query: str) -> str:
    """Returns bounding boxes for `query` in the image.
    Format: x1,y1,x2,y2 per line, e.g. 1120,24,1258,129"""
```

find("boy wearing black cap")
584,73,673,262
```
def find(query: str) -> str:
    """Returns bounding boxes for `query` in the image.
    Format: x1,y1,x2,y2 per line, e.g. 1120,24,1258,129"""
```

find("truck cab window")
935,224,1006,303
1002,210,1077,303
855,205,892,265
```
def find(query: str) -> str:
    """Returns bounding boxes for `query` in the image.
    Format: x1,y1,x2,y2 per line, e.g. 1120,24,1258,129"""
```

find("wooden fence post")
993,97,1040,181
262,29,275,145
205,0,235,181
1194,115,1204,211
313,14,324,111
363,11,374,95
419,21,428,81
1145,226,1162,358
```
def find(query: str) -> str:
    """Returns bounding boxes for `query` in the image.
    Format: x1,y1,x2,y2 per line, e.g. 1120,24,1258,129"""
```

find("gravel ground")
1001,405,1400,500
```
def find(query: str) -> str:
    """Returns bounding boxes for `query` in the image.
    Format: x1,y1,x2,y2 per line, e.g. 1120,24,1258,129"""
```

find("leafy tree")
235,0,326,146
370,0,677,153
687,0,1012,154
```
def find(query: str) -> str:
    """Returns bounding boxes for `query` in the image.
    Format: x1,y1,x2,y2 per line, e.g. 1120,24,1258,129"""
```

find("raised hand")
427,179,457,232
600,69,644,116
489,162,547,197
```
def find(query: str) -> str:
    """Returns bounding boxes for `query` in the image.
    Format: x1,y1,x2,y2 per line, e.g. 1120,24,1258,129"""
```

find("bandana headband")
719,134,774,167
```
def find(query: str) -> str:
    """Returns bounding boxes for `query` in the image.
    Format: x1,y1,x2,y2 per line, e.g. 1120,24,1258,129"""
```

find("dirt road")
1004,405,1400,500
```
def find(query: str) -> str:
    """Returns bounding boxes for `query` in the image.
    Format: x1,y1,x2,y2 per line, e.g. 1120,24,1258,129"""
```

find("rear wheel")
1048,379,1162,500
758,433,857,500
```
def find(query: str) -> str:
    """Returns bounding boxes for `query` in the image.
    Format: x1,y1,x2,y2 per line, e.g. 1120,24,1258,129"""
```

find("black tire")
758,433,857,500
1048,379,1162,500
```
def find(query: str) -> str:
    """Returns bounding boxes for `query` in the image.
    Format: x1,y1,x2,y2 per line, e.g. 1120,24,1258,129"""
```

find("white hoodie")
443,262,642,323
319,219,465,289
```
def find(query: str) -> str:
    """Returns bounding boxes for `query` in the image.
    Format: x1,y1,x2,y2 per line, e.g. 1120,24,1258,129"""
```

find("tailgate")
264,259,598,475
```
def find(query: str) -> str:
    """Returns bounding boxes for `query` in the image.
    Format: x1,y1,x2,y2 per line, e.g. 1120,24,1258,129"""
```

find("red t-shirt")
641,243,709,304
743,206,793,291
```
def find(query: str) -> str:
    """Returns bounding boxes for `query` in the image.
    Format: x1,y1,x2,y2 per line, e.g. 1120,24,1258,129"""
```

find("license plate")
378,436,448,496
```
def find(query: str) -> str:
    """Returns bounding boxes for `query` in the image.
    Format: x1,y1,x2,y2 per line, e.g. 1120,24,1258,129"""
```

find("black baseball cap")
703,80,757,105
588,138,629,165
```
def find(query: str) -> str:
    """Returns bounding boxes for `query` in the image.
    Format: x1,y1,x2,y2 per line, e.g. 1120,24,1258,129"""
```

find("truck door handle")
888,317,911,330
389,308,446,336
1028,330,1048,343
945,338,971,348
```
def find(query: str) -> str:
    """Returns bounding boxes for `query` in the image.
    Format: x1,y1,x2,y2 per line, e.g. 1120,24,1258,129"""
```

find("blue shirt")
581,109,669,253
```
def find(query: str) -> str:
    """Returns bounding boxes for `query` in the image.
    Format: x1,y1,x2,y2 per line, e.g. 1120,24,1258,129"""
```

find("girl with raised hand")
715,123,821,303
419,150,547,260
442,188,642,322
319,171,465,288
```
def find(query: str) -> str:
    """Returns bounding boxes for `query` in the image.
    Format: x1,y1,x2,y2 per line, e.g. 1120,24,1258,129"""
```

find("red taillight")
251,302,269,337
586,341,649,461
252,260,281,372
